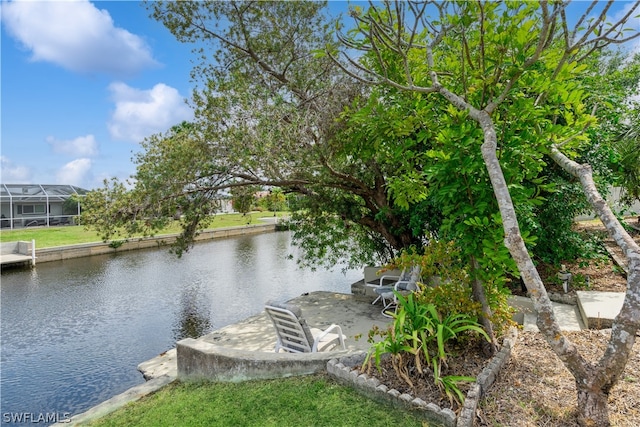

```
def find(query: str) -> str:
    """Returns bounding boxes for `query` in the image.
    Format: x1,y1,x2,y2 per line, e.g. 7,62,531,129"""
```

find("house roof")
0,184,89,202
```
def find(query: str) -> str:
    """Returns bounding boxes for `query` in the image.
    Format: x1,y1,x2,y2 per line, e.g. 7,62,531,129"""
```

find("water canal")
1,231,360,424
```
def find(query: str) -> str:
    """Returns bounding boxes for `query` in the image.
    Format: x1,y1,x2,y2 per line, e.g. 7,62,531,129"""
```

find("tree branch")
549,145,640,387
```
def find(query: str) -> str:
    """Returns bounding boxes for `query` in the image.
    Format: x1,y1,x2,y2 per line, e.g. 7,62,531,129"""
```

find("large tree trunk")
437,75,640,424
434,79,640,427
577,383,611,427
473,108,640,425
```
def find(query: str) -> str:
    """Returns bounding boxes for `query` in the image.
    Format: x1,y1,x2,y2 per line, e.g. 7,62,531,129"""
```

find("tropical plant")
435,371,476,408
364,319,417,388
259,188,288,212
363,293,489,407
383,240,515,346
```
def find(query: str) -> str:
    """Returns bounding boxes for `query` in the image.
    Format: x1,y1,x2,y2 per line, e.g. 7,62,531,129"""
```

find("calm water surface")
1,231,359,425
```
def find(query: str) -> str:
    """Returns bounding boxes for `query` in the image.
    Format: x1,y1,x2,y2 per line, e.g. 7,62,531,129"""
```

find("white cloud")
612,2,640,54
1,0,157,77
56,158,92,187
108,82,192,142
46,134,99,157
0,156,31,183
613,2,640,27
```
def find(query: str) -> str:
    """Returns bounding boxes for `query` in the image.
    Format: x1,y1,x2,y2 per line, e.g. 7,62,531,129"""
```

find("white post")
31,239,36,267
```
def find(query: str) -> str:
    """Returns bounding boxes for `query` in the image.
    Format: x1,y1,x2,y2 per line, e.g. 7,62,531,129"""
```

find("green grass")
87,375,427,427
0,212,284,248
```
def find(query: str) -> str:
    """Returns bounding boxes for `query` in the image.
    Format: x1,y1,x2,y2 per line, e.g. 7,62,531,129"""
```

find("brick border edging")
326,327,518,427
457,327,517,426
604,243,629,276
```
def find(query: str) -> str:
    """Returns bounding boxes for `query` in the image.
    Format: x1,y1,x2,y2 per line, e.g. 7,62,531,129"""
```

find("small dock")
0,240,36,267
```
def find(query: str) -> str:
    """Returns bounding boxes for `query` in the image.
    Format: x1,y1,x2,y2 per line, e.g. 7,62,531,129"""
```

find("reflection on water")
172,282,212,341
0,231,360,425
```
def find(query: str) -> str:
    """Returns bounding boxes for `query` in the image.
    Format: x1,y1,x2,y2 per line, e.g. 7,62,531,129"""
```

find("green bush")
363,294,489,407
383,241,515,336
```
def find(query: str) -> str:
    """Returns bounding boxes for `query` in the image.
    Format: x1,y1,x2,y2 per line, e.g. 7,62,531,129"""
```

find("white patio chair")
371,266,421,305
265,301,346,353
372,266,421,317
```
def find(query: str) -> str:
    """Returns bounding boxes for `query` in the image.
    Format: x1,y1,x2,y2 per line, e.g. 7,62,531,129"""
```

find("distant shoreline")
18,223,277,265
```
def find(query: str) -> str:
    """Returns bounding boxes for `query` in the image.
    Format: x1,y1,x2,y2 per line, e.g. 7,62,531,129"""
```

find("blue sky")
1,0,195,190
1,1,638,191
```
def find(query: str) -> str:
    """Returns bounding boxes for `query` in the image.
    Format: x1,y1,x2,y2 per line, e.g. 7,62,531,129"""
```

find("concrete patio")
140,291,392,380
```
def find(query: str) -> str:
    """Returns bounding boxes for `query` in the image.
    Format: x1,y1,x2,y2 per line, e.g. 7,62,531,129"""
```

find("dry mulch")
479,330,640,427
360,219,640,426
519,220,635,296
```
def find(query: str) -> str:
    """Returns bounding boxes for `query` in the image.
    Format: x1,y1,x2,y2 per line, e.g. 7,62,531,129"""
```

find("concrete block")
366,377,380,388
375,384,388,393
577,291,625,329
477,370,495,389
552,302,585,331
411,397,427,408
177,338,347,382
441,408,456,424
425,403,441,413
356,374,369,387
523,313,539,332
517,300,585,332
335,366,350,380
387,388,400,397
466,386,478,399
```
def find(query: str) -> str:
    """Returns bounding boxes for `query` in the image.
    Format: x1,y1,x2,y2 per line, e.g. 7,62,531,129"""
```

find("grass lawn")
87,375,426,427
0,212,284,248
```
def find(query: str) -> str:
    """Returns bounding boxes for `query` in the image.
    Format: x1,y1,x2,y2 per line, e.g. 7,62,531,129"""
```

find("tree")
526,51,640,264
231,186,258,216
260,188,287,212
614,106,640,210
83,1,454,269
328,1,639,424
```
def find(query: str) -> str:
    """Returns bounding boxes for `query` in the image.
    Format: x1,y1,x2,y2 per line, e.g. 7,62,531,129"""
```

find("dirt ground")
362,219,640,426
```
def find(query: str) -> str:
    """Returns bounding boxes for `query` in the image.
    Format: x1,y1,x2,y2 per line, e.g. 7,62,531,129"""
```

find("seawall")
33,223,276,264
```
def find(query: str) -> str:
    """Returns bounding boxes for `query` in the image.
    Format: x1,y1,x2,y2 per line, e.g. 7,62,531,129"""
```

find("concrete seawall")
34,223,276,264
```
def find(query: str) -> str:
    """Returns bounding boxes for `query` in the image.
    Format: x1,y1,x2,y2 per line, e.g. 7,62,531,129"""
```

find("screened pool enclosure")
0,184,88,229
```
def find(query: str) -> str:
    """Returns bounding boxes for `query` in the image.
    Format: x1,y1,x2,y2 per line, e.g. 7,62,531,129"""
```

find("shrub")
363,294,489,407
382,240,515,336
